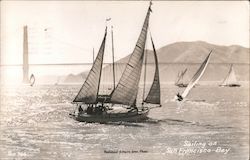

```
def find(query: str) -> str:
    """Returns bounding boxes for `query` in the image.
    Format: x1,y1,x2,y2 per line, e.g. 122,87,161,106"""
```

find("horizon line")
1,62,250,67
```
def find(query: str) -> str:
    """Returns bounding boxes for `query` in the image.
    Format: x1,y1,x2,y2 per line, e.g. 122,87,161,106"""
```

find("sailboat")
29,74,35,86
219,64,240,87
175,68,188,87
70,2,161,123
176,50,212,101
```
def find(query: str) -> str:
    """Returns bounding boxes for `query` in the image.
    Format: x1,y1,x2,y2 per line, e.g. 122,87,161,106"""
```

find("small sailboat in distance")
70,1,161,123
175,68,188,87
29,74,35,86
219,64,240,87
176,50,212,101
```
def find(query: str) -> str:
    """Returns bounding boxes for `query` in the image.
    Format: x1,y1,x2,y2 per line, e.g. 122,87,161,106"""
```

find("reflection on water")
0,85,249,160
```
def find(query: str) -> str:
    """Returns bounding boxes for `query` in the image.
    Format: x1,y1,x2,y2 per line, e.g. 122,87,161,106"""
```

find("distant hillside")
117,41,249,64
63,41,249,84
63,73,87,83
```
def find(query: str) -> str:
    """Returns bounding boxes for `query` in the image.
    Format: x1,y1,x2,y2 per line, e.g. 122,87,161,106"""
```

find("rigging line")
142,29,151,103
111,25,116,90
142,47,148,103
96,27,107,102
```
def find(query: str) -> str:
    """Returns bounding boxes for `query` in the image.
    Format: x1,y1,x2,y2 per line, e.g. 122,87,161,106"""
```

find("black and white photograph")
0,1,249,159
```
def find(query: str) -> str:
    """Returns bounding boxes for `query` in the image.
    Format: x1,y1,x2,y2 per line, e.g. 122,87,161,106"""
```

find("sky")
0,1,249,83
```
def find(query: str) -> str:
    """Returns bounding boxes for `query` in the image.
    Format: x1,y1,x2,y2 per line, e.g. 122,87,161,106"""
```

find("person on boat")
94,106,99,115
176,93,183,101
95,104,104,115
101,106,107,115
86,104,93,114
78,105,84,114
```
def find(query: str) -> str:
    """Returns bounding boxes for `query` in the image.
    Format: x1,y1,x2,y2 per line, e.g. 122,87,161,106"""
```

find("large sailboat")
175,68,188,87
219,64,240,87
70,2,161,123
176,51,212,101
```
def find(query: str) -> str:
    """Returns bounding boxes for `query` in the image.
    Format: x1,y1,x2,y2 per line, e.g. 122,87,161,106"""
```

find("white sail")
181,51,212,99
73,28,107,103
30,74,35,86
110,4,152,106
221,64,238,86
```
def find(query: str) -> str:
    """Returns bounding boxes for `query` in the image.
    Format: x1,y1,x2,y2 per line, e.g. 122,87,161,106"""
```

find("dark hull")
176,83,188,88
70,109,149,123
219,84,241,87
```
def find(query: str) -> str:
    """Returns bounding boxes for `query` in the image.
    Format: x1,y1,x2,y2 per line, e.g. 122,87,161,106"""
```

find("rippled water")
0,85,249,160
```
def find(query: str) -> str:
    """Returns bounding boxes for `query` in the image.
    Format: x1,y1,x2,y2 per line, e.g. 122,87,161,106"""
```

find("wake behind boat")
70,1,161,123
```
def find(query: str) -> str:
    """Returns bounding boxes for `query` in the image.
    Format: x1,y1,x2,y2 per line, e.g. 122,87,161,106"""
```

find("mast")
95,27,107,101
111,26,116,90
110,2,152,106
142,48,148,102
23,25,29,83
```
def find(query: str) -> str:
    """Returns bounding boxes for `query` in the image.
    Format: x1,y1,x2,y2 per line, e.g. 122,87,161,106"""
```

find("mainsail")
144,36,161,104
221,64,238,86
73,28,107,103
110,4,152,105
181,51,212,99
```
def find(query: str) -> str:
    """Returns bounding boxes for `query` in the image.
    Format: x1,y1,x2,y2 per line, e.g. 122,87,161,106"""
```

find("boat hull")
176,83,188,88
70,109,149,123
219,84,241,87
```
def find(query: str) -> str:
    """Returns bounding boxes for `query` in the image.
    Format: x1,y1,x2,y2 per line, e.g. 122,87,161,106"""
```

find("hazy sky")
0,1,249,82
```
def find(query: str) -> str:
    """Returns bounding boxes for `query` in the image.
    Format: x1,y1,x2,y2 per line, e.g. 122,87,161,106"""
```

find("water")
0,85,249,160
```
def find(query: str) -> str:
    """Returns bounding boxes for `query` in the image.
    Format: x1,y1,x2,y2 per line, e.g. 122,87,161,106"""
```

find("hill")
63,41,249,84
